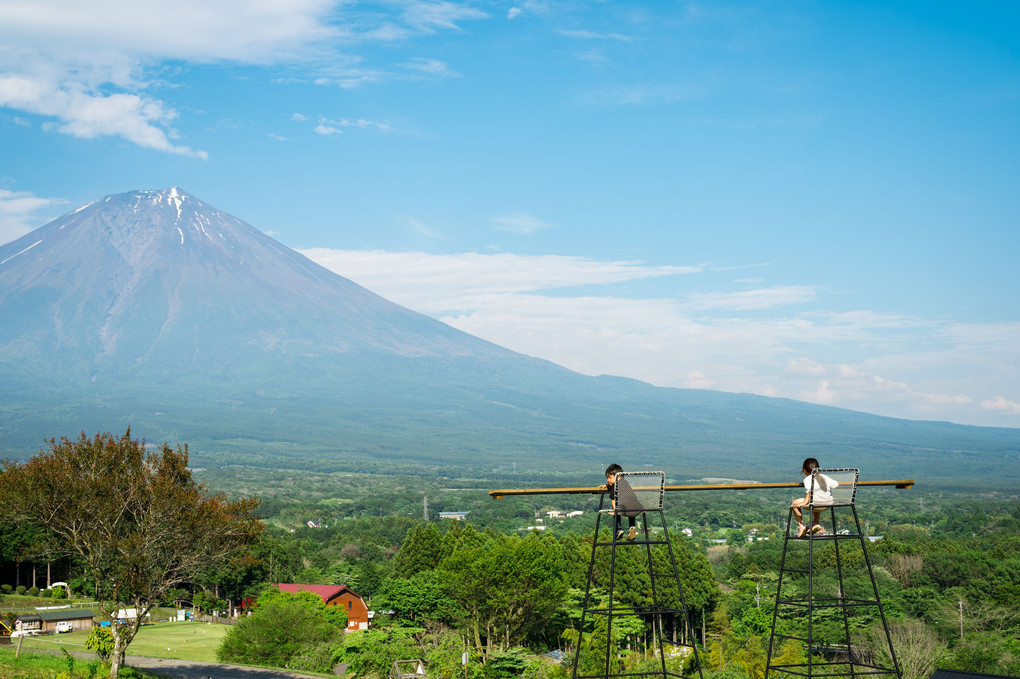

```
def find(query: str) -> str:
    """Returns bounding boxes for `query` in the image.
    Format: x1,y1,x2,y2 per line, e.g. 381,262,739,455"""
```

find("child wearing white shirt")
791,457,838,537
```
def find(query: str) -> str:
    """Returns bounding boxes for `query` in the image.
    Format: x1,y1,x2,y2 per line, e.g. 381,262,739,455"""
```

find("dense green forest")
1,467,1017,679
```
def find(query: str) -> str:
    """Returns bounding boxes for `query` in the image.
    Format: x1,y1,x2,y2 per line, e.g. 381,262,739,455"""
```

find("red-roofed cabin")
275,583,369,631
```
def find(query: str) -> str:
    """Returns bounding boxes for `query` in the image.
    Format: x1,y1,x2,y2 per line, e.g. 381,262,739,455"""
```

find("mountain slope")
1,188,1018,486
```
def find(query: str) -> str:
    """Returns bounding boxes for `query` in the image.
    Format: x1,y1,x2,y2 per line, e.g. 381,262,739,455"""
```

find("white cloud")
404,57,460,77
314,124,343,136
685,371,713,389
399,1,489,32
298,247,1020,427
0,0,480,154
558,29,633,42
505,0,547,20
299,248,700,310
490,211,553,234
0,188,65,244
574,49,611,65
785,358,826,377
981,396,1020,414
582,84,704,106
0,75,207,158
312,116,392,134
685,285,817,311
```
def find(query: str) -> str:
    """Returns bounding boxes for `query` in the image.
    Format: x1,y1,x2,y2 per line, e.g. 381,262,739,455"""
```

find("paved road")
27,649,325,679
125,655,327,679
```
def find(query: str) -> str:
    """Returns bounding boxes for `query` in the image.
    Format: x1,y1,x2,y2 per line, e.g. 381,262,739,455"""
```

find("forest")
0,463,1017,679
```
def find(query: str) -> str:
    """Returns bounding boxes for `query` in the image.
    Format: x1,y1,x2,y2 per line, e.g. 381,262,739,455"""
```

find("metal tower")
766,468,900,679
572,471,704,679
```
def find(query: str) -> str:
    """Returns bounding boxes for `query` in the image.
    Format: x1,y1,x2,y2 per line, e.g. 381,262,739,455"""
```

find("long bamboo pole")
489,479,913,498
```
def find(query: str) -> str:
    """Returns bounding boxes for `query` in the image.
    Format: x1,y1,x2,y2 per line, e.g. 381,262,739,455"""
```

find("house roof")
38,610,95,622
932,670,1020,679
275,583,363,604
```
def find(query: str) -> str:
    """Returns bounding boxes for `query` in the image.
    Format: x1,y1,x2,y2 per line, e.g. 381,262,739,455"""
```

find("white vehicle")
55,621,74,633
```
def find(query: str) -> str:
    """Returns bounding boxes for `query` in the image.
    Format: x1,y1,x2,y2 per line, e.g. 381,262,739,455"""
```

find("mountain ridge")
1,188,1018,486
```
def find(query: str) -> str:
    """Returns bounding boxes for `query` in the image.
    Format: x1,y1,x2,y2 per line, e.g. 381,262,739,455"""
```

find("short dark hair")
802,457,819,474
605,463,623,477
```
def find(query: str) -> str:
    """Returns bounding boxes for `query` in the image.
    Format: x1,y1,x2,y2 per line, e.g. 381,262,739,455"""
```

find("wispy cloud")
489,211,554,234
982,396,1020,414
507,1,548,21
298,249,700,310
0,188,65,244
581,83,705,106
0,0,340,157
314,124,343,136
404,57,460,77
685,285,817,311
298,248,1020,427
313,116,392,136
0,0,484,154
399,1,489,32
557,29,634,42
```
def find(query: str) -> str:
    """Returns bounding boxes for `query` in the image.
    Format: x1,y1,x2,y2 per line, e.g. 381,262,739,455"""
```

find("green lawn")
17,621,230,663
0,645,159,679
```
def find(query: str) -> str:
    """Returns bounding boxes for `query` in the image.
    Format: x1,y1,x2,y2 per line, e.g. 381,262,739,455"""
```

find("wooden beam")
488,479,914,499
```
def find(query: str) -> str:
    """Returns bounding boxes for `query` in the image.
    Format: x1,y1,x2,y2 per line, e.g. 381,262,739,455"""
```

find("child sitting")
605,463,638,541
791,457,838,537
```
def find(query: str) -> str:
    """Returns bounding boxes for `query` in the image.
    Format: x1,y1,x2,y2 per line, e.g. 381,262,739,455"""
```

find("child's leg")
791,499,807,536
626,516,637,541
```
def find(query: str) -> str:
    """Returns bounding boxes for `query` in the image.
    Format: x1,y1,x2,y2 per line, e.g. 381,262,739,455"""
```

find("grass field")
0,645,159,679
16,621,230,663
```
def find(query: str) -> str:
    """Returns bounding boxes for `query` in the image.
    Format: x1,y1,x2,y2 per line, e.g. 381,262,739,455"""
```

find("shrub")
217,593,341,668
52,586,68,600
16,585,26,595
86,626,115,662
1,584,11,594
40,587,52,597
28,586,40,596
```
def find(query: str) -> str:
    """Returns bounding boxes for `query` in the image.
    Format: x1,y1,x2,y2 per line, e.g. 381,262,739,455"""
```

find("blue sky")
1,1,1018,427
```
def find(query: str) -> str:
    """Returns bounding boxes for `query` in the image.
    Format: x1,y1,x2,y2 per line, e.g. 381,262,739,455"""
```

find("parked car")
55,621,74,633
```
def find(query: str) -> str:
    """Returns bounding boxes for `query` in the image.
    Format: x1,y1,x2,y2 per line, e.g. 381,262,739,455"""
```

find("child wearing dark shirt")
605,463,637,541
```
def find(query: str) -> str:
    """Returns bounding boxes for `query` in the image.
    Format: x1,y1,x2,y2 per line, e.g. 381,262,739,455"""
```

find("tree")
218,590,342,667
378,571,457,623
0,430,262,679
867,618,945,679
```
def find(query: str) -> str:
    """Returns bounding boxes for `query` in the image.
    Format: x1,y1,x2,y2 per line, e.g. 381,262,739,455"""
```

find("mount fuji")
1,188,1017,484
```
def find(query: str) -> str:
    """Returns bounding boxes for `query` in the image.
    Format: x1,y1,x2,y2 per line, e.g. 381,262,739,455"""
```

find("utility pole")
424,495,429,521
958,600,964,640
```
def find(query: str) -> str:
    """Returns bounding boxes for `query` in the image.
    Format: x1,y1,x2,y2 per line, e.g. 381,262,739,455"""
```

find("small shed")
14,614,43,634
39,609,95,633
